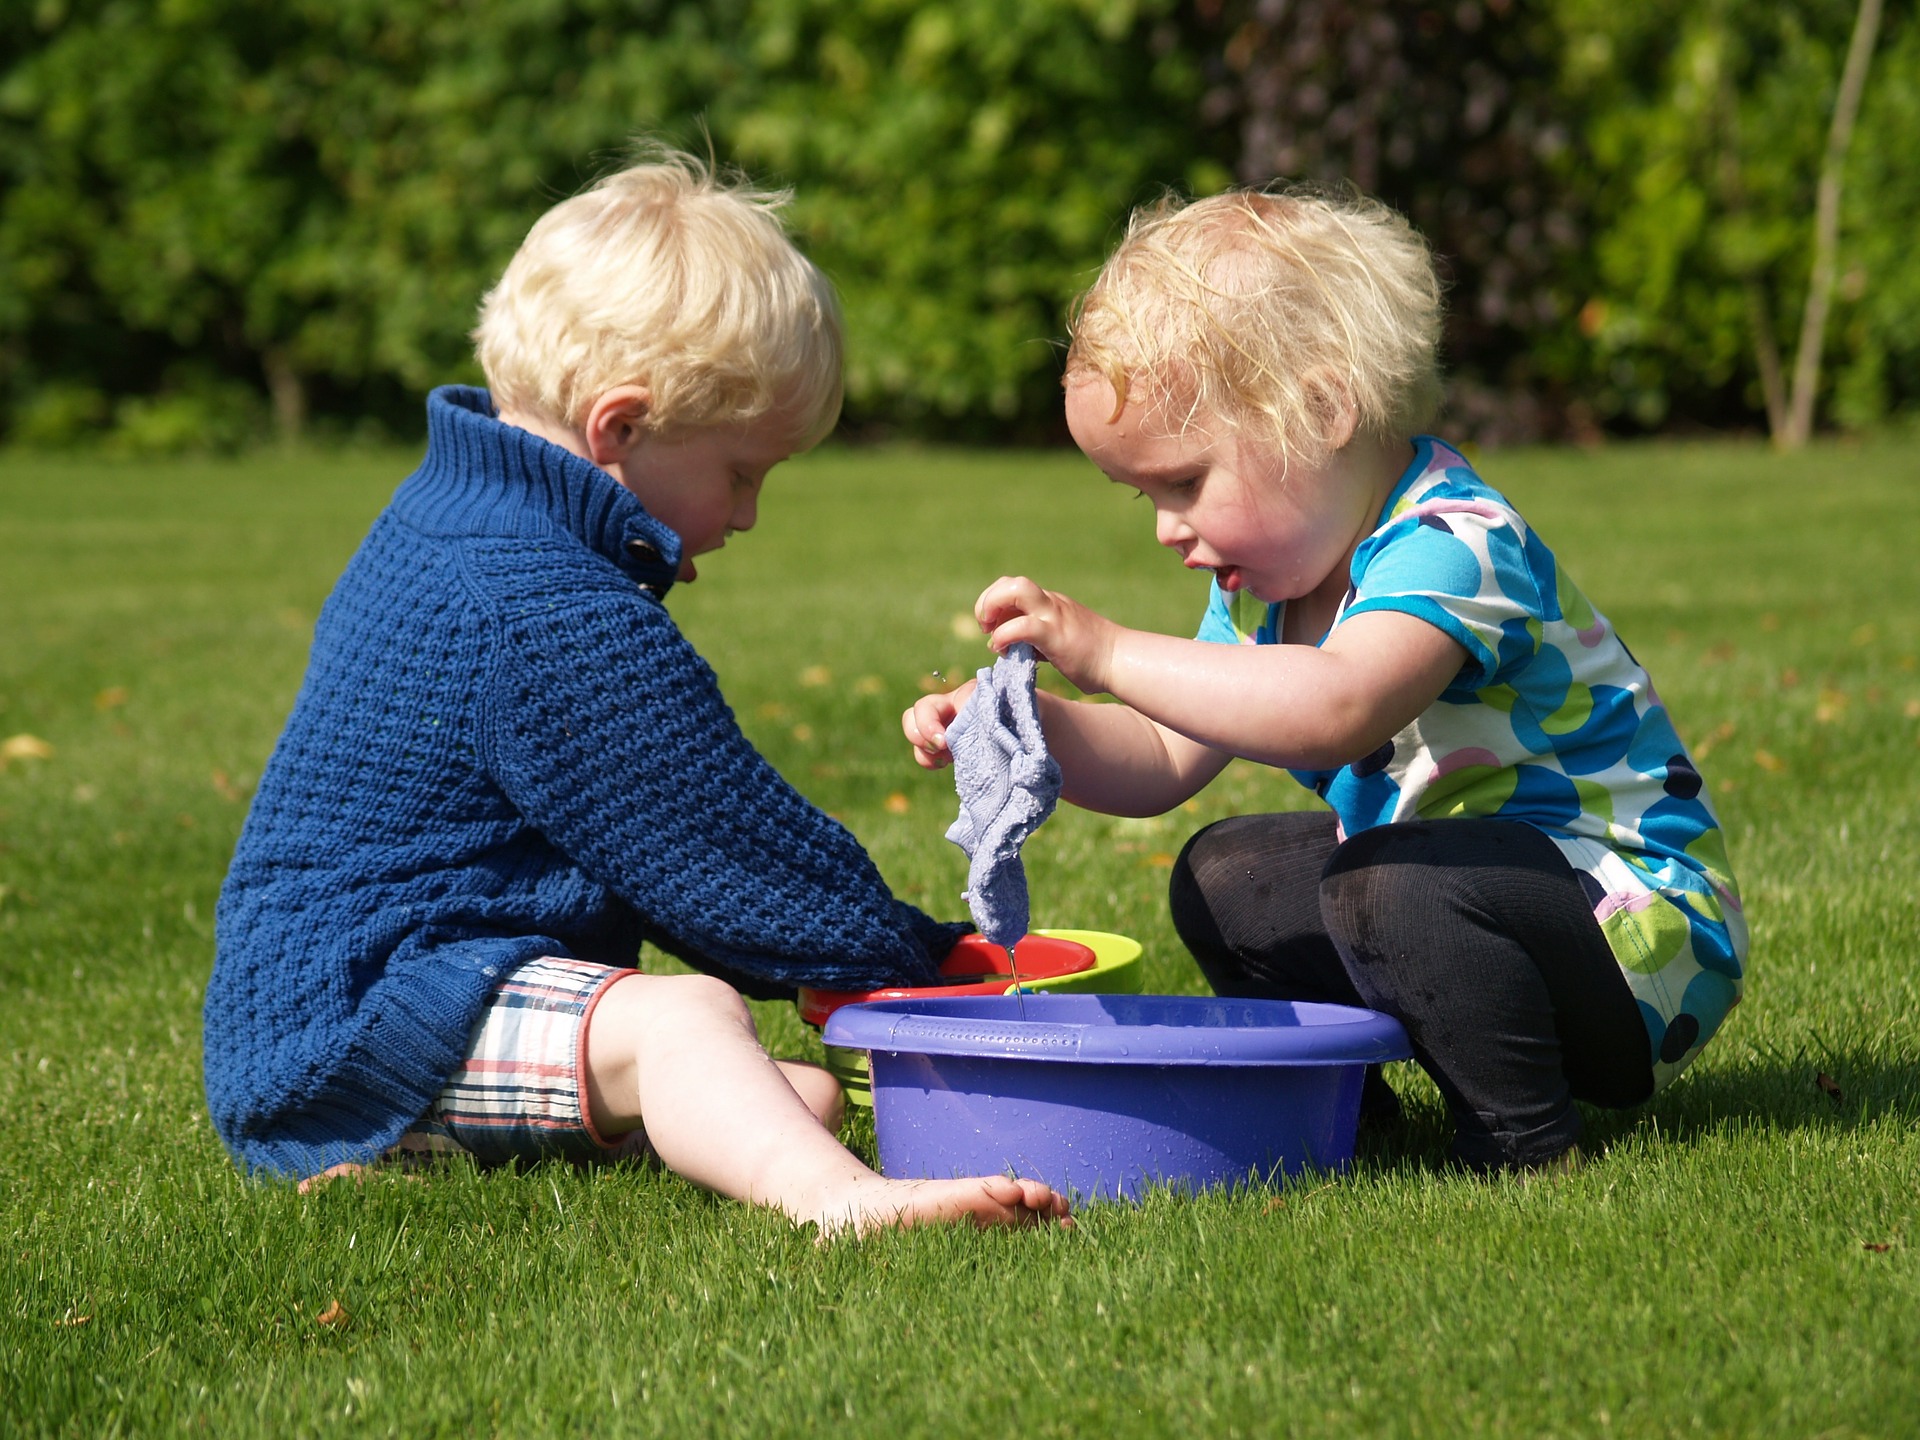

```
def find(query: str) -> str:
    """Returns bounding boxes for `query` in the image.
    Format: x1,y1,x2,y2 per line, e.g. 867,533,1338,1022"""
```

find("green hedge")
1,0,1913,448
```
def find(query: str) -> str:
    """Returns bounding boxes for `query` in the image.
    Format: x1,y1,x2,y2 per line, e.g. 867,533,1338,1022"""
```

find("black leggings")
1169,812,1654,1170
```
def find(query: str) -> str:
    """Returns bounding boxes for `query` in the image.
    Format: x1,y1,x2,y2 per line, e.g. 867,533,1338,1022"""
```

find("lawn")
2,434,1917,1437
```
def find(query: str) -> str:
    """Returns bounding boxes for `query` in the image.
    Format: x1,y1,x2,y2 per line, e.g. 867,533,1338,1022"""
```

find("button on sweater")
204,386,959,1178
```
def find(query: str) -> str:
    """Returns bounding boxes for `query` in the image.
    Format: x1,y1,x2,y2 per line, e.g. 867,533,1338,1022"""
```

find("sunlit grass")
3,436,1917,1436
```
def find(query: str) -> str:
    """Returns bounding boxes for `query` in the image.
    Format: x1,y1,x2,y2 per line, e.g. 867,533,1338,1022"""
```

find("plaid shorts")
393,955,644,1166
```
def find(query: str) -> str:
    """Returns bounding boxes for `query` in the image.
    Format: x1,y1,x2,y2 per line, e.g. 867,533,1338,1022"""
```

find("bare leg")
775,1059,845,1133
584,973,1068,1235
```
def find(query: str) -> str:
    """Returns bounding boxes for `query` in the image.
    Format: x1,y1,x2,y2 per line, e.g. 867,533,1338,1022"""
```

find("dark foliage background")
1,0,1912,449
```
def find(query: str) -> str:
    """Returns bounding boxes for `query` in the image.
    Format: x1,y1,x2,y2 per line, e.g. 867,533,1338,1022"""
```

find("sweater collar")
394,386,684,598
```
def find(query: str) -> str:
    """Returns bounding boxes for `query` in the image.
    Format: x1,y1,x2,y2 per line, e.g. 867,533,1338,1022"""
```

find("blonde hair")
1066,187,1443,469
475,147,843,448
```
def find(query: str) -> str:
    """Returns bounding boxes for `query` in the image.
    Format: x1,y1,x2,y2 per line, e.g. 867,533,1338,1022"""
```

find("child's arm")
488,588,958,992
907,576,1466,815
904,676,1228,817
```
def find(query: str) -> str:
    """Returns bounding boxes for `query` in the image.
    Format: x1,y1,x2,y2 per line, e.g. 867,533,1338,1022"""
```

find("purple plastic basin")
823,992,1411,1203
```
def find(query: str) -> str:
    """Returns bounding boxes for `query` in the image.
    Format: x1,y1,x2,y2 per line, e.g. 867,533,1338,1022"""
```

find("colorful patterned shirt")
1196,437,1746,1087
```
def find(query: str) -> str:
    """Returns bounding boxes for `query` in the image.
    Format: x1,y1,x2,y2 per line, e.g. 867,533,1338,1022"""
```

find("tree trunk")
1744,283,1790,439
1780,0,1884,449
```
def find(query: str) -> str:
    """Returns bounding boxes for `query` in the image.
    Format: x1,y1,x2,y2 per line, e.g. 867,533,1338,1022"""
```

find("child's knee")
660,972,757,1031
604,972,757,1051
1168,825,1220,940
1169,817,1263,941
1169,824,1243,983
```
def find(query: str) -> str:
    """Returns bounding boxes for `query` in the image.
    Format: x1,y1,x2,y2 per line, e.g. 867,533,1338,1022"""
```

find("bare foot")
815,1174,1071,1236
296,1162,372,1194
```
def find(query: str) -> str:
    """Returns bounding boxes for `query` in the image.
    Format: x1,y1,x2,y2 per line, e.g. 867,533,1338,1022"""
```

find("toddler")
905,188,1746,1171
204,149,1067,1232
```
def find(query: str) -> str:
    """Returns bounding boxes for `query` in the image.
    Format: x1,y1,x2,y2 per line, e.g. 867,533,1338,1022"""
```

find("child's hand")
902,678,977,770
976,576,1117,696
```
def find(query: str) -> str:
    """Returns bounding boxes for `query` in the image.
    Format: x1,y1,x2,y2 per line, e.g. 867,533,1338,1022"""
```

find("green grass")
3,436,1917,1437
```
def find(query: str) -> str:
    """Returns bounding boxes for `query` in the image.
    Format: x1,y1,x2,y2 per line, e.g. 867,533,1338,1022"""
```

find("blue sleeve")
1194,576,1280,646
1339,501,1545,690
1195,580,1238,643
482,590,953,990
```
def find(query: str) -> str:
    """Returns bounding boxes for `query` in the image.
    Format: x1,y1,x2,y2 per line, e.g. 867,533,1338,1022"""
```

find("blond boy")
205,150,1068,1231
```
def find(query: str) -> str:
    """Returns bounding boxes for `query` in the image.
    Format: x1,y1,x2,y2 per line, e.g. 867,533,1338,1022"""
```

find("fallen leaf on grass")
1693,721,1737,760
210,769,245,802
1143,853,1175,868
1816,1072,1844,1103
1264,1197,1286,1213
1,734,54,765
94,687,129,710
54,1310,91,1328
1753,748,1785,773
950,612,978,641
316,1300,348,1328
853,675,886,697
883,792,910,815
1863,1242,1892,1253
798,665,832,688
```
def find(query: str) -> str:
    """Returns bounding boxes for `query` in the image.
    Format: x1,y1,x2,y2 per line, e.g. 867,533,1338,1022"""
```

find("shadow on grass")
1349,1038,1920,1178
1592,1043,1920,1149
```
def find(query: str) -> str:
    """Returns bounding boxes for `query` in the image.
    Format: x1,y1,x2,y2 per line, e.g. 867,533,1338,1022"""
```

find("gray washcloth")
944,641,1062,949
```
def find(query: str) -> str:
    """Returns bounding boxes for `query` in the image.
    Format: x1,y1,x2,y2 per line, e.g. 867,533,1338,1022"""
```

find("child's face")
609,416,795,582
1065,377,1381,606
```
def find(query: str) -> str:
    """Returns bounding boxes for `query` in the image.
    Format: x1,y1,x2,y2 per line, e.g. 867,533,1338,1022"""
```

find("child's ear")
582,385,653,466
1303,371,1359,453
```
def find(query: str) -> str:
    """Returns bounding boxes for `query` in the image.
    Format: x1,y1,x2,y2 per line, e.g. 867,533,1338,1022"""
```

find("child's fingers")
900,702,944,758
974,575,1048,632
900,684,972,767
904,715,953,770
985,613,1046,657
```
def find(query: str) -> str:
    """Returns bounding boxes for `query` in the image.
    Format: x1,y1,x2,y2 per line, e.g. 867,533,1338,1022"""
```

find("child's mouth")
1185,558,1242,592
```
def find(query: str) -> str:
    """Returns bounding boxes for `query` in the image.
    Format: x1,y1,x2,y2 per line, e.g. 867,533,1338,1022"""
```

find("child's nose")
731,491,759,533
1154,507,1191,548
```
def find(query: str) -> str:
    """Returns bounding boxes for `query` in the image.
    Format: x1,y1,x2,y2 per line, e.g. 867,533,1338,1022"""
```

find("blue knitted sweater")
205,386,958,1178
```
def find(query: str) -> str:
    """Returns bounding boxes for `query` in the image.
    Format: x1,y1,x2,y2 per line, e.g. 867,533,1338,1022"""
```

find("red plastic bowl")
796,933,1096,1028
